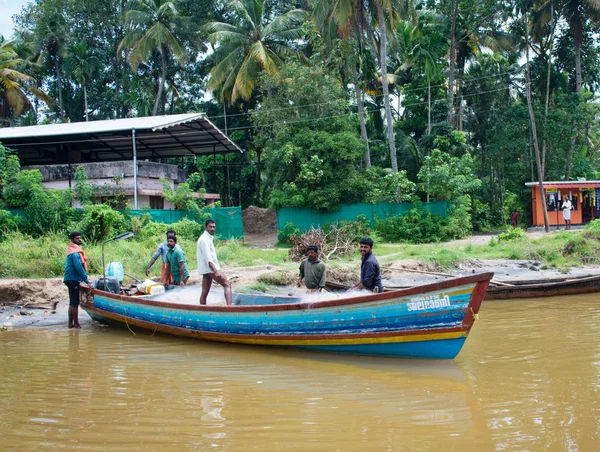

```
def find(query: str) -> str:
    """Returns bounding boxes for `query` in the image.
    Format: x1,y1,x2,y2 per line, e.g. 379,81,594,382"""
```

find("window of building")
149,196,164,209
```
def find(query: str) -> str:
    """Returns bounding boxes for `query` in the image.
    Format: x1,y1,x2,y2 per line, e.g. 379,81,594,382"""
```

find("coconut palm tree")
33,1,68,121
118,0,188,116
204,0,307,105
64,41,101,121
395,19,447,134
313,0,375,167
0,37,51,123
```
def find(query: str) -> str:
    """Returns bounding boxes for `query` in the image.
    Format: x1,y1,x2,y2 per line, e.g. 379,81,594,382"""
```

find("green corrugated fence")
277,202,449,232
4,207,244,240
128,207,244,239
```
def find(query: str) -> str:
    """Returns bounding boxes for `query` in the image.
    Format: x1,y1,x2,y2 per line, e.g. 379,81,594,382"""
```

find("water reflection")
1,293,600,450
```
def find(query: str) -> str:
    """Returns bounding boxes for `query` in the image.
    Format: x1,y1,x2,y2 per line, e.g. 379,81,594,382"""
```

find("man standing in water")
165,236,190,286
197,219,232,305
145,230,176,285
297,244,326,293
63,231,90,328
350,237,383,293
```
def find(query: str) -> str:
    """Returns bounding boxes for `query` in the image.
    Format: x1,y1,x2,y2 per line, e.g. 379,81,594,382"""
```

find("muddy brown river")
2,294,600,450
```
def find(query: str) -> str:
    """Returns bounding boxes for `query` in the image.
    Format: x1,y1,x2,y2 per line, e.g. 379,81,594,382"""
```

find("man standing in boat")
63,231,90,328
145,229,176,285
197,219,232,305
297,244,326,293
350,237,383,293
165,236,190,286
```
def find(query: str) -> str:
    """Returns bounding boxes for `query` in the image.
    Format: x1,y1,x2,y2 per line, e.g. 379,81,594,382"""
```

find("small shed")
525,181,600,226
0,113,242,209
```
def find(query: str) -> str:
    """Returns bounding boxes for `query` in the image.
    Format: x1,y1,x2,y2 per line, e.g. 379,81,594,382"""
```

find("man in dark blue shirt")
350,238,383,293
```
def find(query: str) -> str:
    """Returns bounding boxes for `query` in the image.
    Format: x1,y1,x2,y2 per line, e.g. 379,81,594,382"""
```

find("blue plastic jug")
106,262,125,282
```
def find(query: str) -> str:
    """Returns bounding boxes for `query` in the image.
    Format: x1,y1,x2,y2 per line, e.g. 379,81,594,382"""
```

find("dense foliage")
0,0,599,236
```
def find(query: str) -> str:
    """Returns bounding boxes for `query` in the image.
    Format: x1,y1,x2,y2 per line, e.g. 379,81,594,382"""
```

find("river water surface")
2,294,600,450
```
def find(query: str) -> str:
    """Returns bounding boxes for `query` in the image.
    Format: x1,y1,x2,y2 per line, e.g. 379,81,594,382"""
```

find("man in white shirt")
197,219,232,305
562,199,573,230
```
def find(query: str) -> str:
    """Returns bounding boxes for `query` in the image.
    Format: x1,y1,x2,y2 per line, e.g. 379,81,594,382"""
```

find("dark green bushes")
373,196,472,243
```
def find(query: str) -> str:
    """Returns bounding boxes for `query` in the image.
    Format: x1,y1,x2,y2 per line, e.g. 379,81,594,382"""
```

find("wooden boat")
483,274,600,300
80,272,492,360
327,273,600,300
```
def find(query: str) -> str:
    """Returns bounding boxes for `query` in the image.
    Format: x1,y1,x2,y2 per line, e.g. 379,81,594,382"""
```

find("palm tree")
64,41,101,121
562,0,600,179
33,1,68,121
204,0,307,105
395,19,447,134
0,37,51,123
313,0,375,166
118,0,188,116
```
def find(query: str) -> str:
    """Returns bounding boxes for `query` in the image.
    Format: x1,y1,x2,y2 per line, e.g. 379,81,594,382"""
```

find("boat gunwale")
86,272,494,313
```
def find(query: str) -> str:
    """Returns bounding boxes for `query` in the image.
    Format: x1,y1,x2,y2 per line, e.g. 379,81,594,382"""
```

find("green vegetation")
0,0,596,229
2,227,598,280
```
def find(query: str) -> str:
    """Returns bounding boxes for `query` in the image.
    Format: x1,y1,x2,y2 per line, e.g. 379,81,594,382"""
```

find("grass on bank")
0,230,598,279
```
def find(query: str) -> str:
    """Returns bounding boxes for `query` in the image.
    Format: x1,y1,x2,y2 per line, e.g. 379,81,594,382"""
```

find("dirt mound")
242,206,278,235
327,265,359,285
0,278,66,308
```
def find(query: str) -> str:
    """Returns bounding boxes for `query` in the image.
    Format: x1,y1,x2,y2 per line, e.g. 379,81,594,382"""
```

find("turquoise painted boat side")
91,283,475,336
299,337,467,359
80,272,493,359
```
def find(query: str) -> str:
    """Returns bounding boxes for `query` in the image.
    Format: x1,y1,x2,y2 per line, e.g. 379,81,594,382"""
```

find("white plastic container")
106,262,125,282
149,285,165,296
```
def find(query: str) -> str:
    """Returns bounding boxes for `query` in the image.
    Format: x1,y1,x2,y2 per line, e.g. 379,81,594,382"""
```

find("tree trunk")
376,2,398,172
152,48,167,116
353,64,371,167
525,25,550,232
541,3,555,171
54,57,65,121
83,83,89,122
428,82,431,134
447,0,458,126
566,8,583,179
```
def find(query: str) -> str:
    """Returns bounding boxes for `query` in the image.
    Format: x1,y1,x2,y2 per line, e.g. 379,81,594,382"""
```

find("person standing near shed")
197,219,232,305
64,232,90,328
562,198,573,230
350,238,383,293
297,244,326,293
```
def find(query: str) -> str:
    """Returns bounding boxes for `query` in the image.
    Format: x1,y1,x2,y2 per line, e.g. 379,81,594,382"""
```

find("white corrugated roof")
0,113,242,165
0,113,206,139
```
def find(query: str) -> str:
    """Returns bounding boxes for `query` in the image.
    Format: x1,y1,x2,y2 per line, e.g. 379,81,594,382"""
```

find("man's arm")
146,245,163,276
178,261,186,286
146,256,158,276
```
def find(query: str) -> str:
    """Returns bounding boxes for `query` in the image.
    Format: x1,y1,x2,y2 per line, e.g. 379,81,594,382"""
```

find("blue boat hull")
80,272,492,359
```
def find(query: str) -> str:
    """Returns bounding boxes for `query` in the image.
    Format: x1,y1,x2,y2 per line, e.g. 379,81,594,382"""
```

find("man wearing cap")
297,244,327,293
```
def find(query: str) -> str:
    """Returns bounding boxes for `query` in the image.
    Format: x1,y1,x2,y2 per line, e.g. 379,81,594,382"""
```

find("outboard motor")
94,277,121,294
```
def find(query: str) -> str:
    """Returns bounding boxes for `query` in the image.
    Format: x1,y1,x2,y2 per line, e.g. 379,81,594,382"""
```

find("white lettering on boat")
407,295,451,311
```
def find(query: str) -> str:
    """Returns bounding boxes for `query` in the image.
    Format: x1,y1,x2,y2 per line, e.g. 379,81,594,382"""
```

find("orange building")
526,181,600,227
